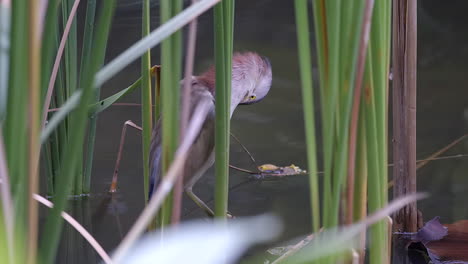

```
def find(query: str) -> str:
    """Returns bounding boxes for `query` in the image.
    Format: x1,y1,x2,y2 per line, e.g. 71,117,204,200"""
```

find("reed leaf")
95,0,221,87
88,77,142,115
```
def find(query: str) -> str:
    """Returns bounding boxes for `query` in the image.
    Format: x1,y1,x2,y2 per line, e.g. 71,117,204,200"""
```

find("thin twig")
229,164,257,174
41,0,81,129
173,0,199,225
416,133,468,170
33,194,113,264
230,132,258,168
111,100,211,263
388,133,468,188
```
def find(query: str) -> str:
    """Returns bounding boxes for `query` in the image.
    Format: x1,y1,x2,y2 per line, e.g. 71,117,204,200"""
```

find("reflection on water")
53,0,468,262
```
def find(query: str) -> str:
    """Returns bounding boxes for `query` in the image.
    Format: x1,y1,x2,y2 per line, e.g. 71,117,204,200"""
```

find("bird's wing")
183,89,215,187
148,82,215,198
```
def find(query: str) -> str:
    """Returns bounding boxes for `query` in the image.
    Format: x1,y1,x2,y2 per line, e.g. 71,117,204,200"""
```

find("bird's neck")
197,69,247,118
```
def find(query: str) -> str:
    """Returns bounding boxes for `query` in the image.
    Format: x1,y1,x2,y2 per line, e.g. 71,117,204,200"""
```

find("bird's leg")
184,153,234,218
185,186,215,217
109,120,142,193
185,176,235,218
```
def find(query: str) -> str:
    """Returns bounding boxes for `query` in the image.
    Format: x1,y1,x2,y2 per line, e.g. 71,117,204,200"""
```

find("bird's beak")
239,96,264,105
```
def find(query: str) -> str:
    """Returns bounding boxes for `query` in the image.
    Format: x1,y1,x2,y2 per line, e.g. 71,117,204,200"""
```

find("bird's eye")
250,95,256,100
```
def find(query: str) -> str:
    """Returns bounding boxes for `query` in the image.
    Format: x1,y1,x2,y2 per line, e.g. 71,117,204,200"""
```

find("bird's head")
197,52,272,115
232,52,272,106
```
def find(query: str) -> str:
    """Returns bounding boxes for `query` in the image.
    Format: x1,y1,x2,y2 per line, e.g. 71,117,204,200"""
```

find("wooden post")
392,0,417,233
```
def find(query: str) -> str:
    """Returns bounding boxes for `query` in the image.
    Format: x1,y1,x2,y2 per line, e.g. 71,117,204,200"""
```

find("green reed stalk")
51,60,67,194
310,0,333,225
363,49,386,263
295,1,390,262
159,0,182,226
40,0,60,106
367,1,391,262
81,0,98,194
141,0,152,201
60,0,81,195
43,142,54,196
329,0,365,228
0,2,10,122
294,0,320,233
26,1,41,263
353,105,368,261
40,1,116,261
159,0,172,227
5,0,28,237
213,0,234,219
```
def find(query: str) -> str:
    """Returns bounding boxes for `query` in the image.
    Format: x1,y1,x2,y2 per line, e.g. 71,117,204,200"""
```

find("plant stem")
294,0,320,233
141,0,152,201
81,0,98,194
213,0,234,219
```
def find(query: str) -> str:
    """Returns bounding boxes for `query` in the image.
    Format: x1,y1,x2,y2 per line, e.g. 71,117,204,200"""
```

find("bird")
149,52,272,216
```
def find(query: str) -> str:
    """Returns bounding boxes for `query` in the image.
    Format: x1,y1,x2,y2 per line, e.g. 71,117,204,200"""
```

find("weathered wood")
392,0,417,233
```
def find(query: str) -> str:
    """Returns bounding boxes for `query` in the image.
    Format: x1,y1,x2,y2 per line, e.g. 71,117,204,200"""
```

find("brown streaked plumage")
149,52,272,216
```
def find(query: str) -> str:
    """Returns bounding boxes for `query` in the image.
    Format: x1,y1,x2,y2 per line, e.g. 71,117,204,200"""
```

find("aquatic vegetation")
0,0,448,263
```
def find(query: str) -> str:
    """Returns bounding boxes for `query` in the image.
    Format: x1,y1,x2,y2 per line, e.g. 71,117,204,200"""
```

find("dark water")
53,0,468,262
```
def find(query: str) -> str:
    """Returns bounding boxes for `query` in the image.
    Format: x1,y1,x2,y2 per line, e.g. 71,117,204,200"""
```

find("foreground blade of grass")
273,193,426,263
294,0,320,232
40,1,116,261
95,0,221,87
41,91,81,144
